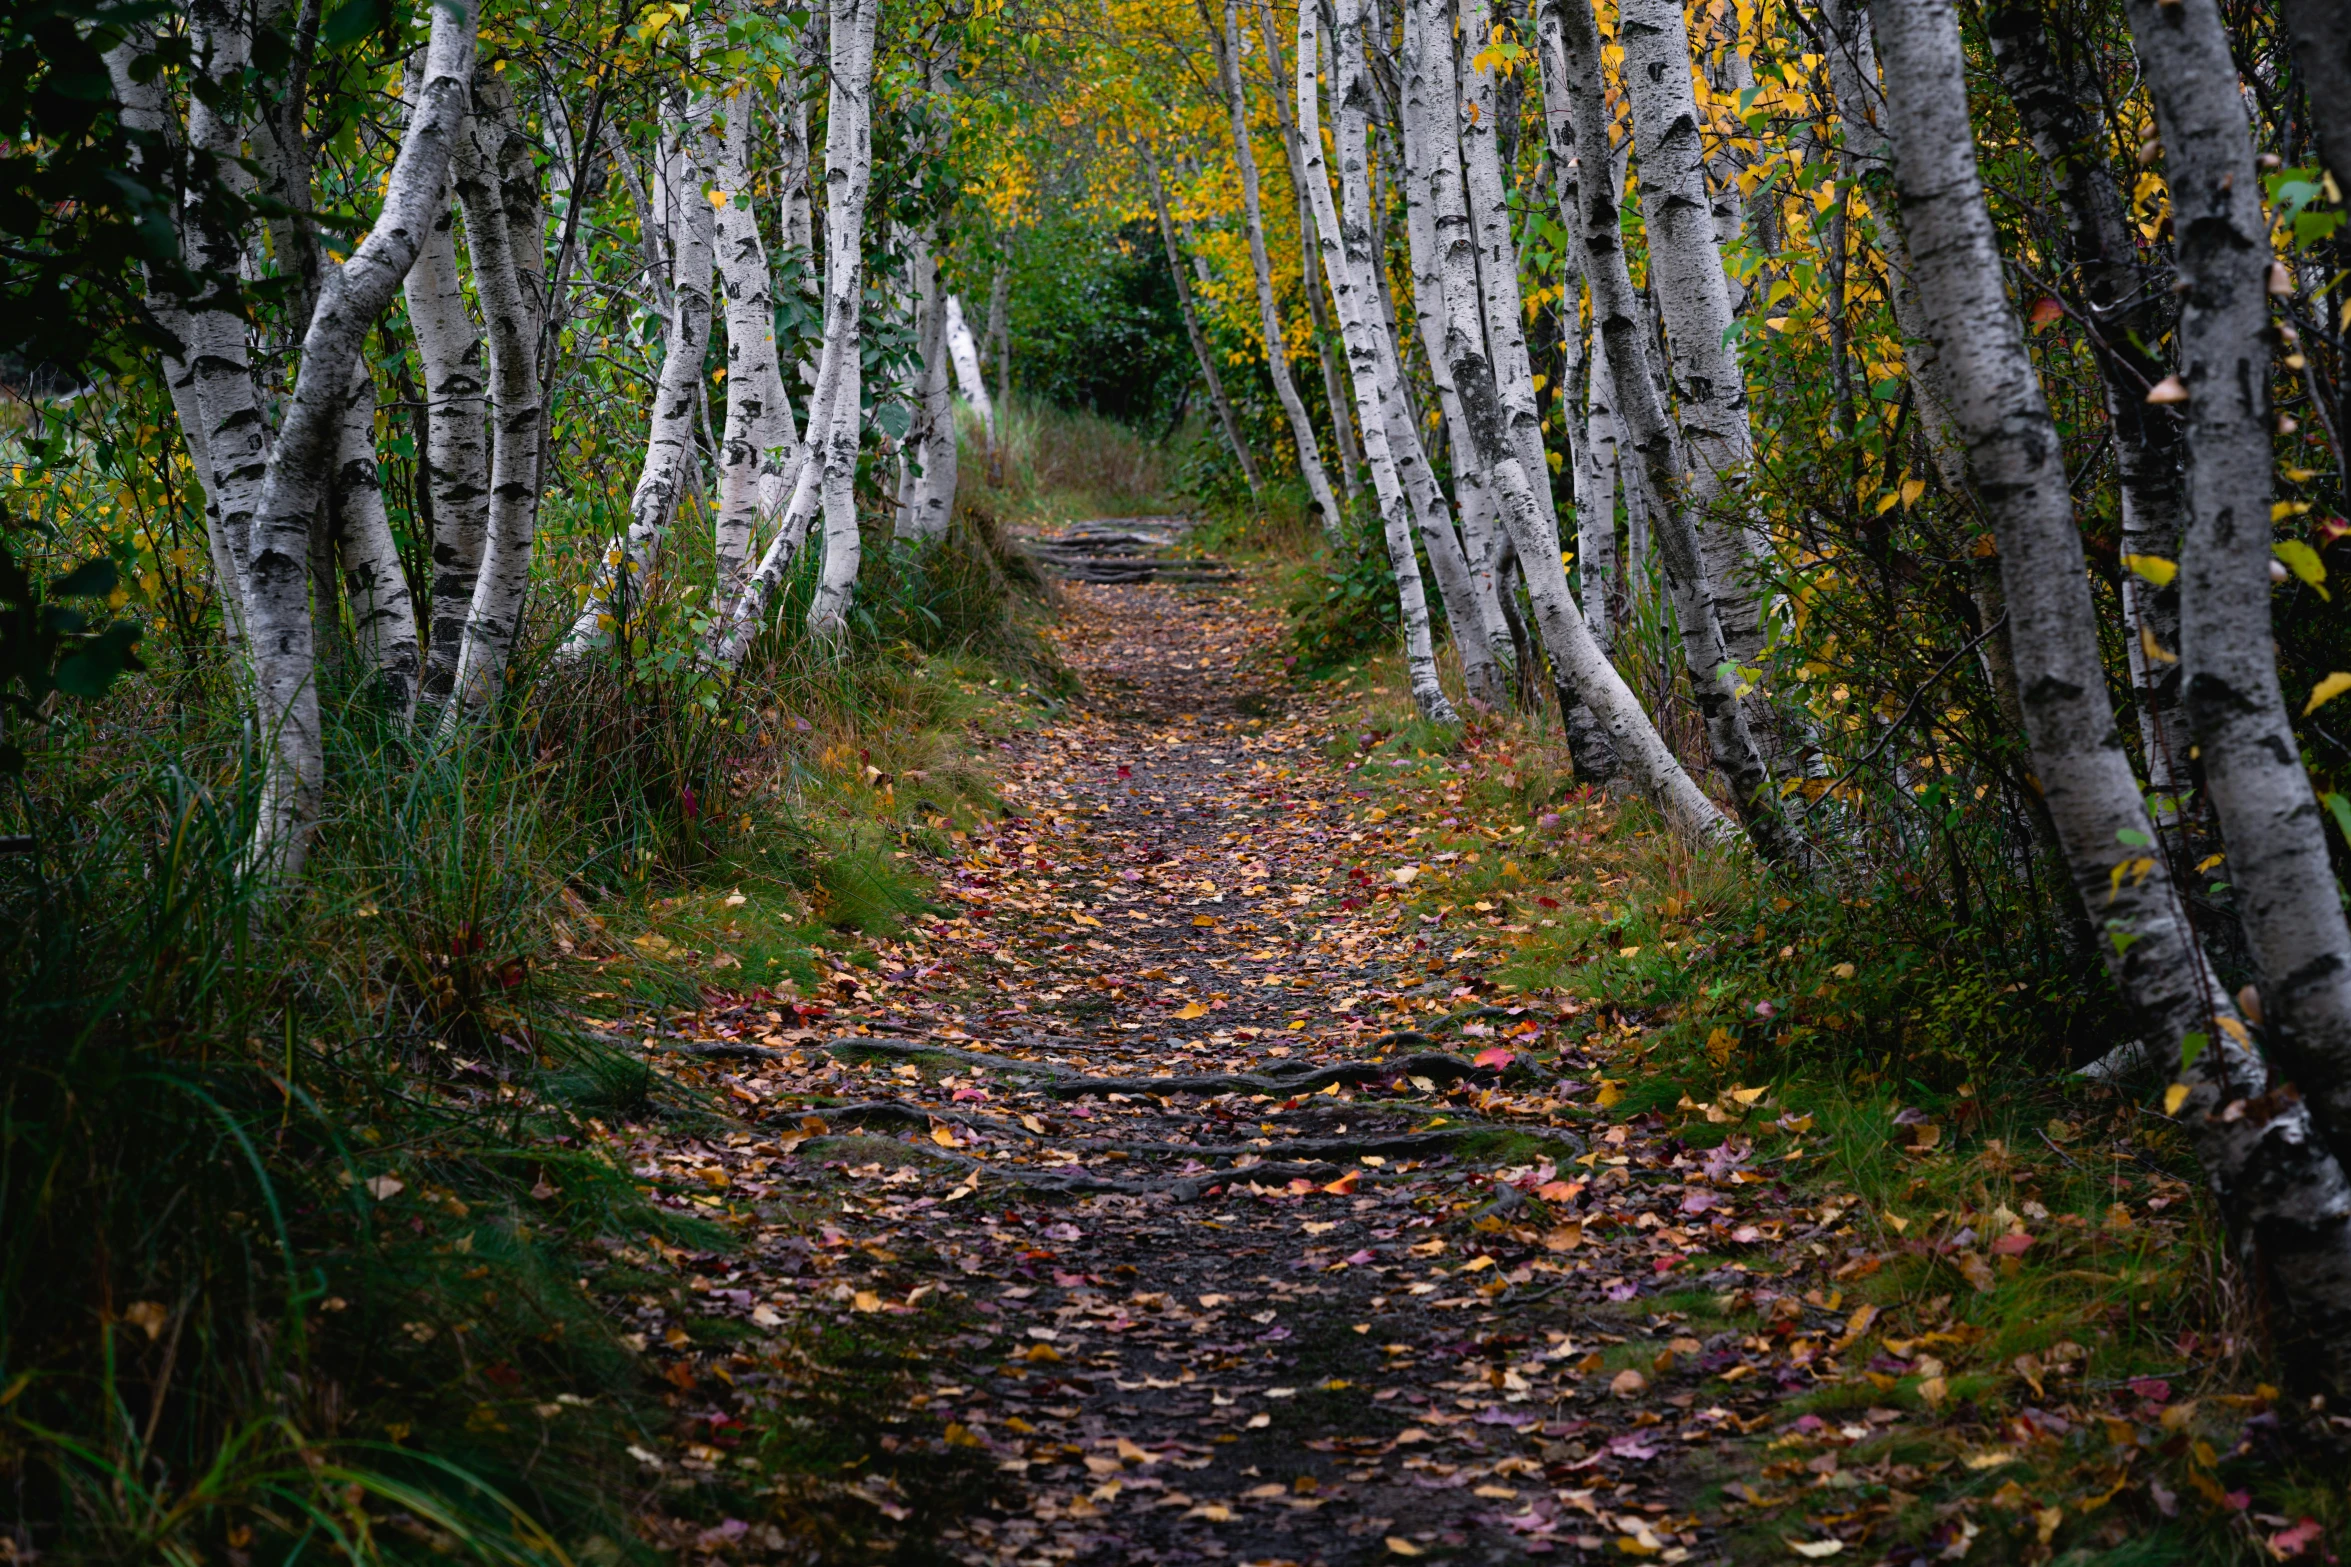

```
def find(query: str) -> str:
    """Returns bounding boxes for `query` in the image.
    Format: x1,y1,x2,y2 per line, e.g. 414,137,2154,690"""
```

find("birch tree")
894,35,961,547
331,355,422,714
402,179,491,701
241,0,479,877
1215,0,1343,537
444,73,550,715
2123,0,2351,1161
805,0,882,640
1537,0,1791,859
1872,0,2351,1398
714,62,799,587
1302,0,1455,722
562,79,717,654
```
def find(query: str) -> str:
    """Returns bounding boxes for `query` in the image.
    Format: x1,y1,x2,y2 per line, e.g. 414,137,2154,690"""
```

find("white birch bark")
240,0,477,879
895,228,957,542
561,88,717,653
1219,0,1344,538
103,26,246,651
1540,0,1791,859
183,0,269,603
714,71,799,589
2124,0,2351,1160
945,294,995,434
2280,0,2351,194
331,355,421,714
443,75,550,716
1581,321,1619,644
1616,0,1762,666
805,0,882,641
1874,0,2351,1399
402,178,490,700
1389,0,1518,704
1141,148,1265,496
1307,0,1456,723
1456,0,1552,499
710,0,879,668
1256,0,1366,498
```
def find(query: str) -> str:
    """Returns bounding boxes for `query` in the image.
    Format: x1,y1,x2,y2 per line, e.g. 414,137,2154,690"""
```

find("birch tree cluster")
1003,0,2351,1386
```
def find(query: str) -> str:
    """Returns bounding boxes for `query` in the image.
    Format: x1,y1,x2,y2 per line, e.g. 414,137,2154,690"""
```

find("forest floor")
585,554,2313,1566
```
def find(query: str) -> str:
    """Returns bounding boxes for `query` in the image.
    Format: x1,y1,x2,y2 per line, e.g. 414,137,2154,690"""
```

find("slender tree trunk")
444,72,550,715
2280,0,2351,191
403,178,490,701
714,68,799,589
946,293,996,436
1398,0,1722,830
1873,0,2351,1401
896,226,958,542
331,354,422,714
1257,0,1365,500
988,250,1012,421
805,0,882,641
1218,0,1344,536
1141,148,1264,497
2126,0,2351,1163
1616,0,1762,667
1985,0,2190,800
1304,0,1455,722
562,89,716,653
241,0,478,878
1580,320,1619,643
1540,0,1790,860
1456,0,1553,500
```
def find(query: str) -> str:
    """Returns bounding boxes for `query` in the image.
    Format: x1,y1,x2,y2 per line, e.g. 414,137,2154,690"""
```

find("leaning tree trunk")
1581,322,1620,643
1615,0,1763,669
1257,0,1365,499
2125,0,2351,1165
805,0,882,641
402,176,491,701
561,87,716,654
330,355,422,714
1141,148,1265,498
1456,0,1554,503
1985,0,2190,803
945,293,995,434
1219,0,1344,538
895,227,957,543
442,74,549,717
1306,0,1456,722
1873,0,2351,1402
1400,0,1720,835
240,0,478,879
713,68,799,589
1539,0,1791,860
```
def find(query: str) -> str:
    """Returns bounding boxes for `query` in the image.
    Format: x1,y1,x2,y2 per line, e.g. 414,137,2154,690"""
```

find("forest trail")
616,558,1893,1566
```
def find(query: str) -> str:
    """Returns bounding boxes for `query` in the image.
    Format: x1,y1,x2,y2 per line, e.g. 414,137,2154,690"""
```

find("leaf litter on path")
601,578,1923,1565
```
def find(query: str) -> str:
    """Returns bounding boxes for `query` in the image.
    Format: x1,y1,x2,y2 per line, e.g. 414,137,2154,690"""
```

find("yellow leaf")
1386,1539,1425,1557
1193,915,1217,927
1174,1000,1209,1019
2217,1015,2251,1044
2307,671,2351,715
1618,945,1641,958
1728,1085,1769,1106
1392,867,1420,886
2273,499,2314,523
1787,1544,1846,1560
2121,553,2177,587
1918,1374,1948,1408
2275,539,2330,599
931,1125,960,1149
2164,1083,2191,1115
1874,490,1902,516
852,1291,883,1312
1595,1080,1625,1108
1900,477,1926,509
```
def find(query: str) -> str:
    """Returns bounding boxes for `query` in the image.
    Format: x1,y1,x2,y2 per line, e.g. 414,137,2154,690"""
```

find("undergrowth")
1310,648,2337,1565
0,418,1088,1562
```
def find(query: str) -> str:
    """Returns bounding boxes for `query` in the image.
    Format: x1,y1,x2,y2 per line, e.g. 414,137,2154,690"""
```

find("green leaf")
2180,1031,2208,1072
2276,539,2330,600
318,0,386,53
2115,827,2152,847
2323,792,2351,849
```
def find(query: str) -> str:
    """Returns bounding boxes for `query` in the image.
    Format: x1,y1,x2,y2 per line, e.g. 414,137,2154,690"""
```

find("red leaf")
2029,296,2065,330
1990,1232,2033,1256
1472,1046,1515,1070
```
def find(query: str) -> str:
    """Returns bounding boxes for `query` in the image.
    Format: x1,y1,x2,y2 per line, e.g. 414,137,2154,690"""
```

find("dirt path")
615,571,1888,1566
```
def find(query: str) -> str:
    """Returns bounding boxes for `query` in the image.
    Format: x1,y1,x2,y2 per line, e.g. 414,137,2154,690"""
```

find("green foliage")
0,514,144,774
1283,508,1404,674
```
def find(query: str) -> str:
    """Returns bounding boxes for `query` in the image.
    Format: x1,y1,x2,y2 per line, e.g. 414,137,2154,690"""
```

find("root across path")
610,565,1911,1565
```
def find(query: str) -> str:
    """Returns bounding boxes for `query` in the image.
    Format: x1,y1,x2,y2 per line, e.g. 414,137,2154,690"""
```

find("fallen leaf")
1610,1368,1648,1397
1385,1539,1424,1557
1786,1542,1845,1560
1545,1222,1583,1252
1174,1000,1209,1019
365,1176,404,1201
119,1301,168,1340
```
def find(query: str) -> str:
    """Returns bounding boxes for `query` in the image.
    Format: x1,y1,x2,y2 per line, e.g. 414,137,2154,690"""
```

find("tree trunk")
1141,148,1264,497
562,88,716,653
1456,0,1553,501
331,354,422,715
1257,0,1366,501
2280,0,2351,192
2126,0,2351,1164
1218,0,1344,537
1405,0,1724,833
240,0,478,879
402,178,491,701
1304,0,1456,722
713,69,800,591
1873,0,2351,1402
1540,0,1791,860
946,293,996,438
443,71,550,716
1984,0,2190,800
1616,0,1763,668
805,0,882,641
895,226,957,542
